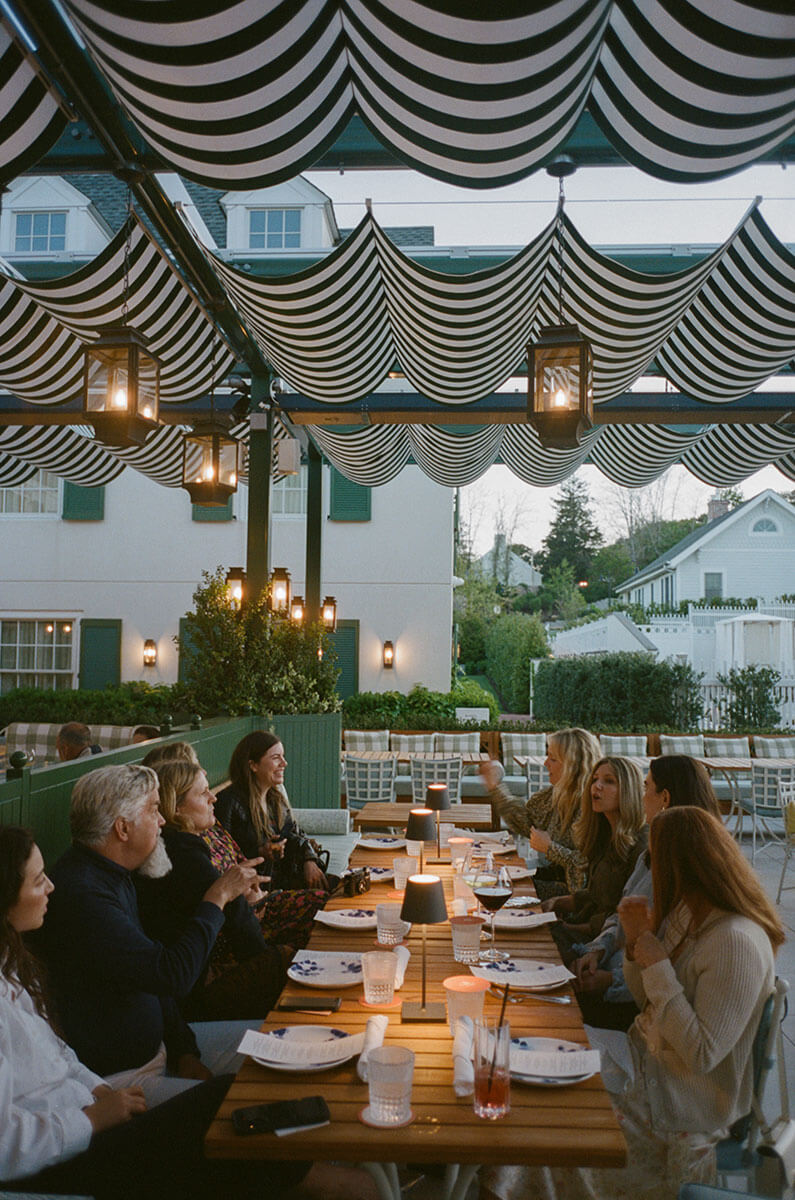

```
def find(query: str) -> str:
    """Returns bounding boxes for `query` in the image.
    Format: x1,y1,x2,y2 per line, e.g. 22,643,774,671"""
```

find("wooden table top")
352,803,495,831
698,756,795,771
344,750,490,765
204,847,626,1170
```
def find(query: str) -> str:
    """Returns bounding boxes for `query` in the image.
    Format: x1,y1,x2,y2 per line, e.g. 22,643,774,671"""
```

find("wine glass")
472,865,513,962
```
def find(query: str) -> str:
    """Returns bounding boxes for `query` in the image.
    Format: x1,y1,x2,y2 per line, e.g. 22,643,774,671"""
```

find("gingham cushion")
4,722,140,762
599,735,648,755
703,737,751,758
343,729,390,751
754,737,795,759
500,732,547,767
391,733,435,774
659,734,705,757
435,731,480,774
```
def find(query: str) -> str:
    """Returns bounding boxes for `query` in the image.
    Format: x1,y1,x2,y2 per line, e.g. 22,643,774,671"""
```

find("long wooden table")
344,750,490,766
204,846,626,1195
352,802,495,831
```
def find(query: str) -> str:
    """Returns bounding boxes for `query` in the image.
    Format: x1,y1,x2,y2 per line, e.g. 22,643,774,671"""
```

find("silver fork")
489,986,572,1005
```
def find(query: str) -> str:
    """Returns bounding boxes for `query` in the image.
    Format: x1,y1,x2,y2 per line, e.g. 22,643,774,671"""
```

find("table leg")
359,1161,401,1200
443,1162,481,1200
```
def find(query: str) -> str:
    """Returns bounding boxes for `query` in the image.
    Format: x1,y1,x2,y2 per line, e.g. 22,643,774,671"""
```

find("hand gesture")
632,930,668,969
303,860,328,889
618,895,655,952
529,826,551,854
204,857,263,909
84,1086,146,1134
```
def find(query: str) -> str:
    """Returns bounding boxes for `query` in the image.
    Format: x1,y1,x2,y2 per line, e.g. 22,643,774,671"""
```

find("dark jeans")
577,991,639,1032
3,1075,308,1200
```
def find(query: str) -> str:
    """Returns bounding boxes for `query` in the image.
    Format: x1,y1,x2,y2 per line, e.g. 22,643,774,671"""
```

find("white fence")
699,680,795,731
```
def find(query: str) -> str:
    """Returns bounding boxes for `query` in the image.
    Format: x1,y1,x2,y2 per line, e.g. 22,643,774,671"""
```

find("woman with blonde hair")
141,741,200,770
481,727,601,898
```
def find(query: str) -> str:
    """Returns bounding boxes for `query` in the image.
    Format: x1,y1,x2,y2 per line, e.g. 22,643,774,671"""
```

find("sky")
304,161,794,554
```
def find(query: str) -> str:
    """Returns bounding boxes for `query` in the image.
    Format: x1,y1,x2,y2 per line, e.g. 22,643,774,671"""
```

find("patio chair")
524,755,549,796
599,734,648,755
743,763,795,862
342,753,396,811
343,729,389,751
754,737,795,759
409,755,463,805
776,781,795,904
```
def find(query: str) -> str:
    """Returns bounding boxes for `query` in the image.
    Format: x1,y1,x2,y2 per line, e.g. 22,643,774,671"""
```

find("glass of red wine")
472,865,513,963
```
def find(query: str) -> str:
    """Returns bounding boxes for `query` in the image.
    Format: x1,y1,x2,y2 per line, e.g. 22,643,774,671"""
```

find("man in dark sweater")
35,764,258,1083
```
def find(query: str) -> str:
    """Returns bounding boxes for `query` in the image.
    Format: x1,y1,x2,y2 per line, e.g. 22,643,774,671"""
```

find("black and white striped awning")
0,19,68,184
60,0,795,188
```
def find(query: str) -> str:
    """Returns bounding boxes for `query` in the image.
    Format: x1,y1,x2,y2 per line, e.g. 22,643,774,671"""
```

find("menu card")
510,1047,600,1077
239,1028,365,1065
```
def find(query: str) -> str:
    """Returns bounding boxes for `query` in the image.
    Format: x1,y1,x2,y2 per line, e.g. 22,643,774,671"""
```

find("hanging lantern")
527,323,593,449
83,326,161,447
183,421,240,507
270,567,291,616
225,567,246,611
321,596,337,632
290,595,305,624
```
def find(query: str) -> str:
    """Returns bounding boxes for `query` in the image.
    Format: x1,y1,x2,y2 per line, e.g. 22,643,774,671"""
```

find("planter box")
268,712,342,809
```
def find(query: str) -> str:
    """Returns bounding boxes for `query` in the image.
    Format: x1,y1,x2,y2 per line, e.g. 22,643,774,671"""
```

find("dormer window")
15,210,67,253
752,517,778,533
248,208,301,249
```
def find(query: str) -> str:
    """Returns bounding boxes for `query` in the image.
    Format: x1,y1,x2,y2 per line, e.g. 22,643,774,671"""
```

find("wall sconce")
270,567,291,615
182,421,240,507
321,596,337,632
383,640,394,669
225,566,246,611
143,639,157,668
83,326,161,447
290,595,305,624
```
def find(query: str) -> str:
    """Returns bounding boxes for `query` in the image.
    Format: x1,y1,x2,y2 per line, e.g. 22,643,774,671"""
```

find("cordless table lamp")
425,782,451,863
405,808,436,874
399,874,448,1022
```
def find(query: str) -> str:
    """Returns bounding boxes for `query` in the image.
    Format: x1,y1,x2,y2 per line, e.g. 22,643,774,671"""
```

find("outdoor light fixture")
399,875,448,1022
182,420,240,507
225,567,246,611
405,808,435,874
270,567,291,615
383,640,394,669
425,782,451,862
290,595,305,624
142,639,157,668
321,596,337,632
276,438,301,475
83,326,161,447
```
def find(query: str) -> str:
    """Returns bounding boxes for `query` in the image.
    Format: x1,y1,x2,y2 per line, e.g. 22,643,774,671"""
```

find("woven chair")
342,753,396,811
524,756,549,796
409,755,463,805
743,763,795,863
776,780,795,904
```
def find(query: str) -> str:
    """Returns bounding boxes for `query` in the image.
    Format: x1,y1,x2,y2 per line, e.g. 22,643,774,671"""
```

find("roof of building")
340,226,435,246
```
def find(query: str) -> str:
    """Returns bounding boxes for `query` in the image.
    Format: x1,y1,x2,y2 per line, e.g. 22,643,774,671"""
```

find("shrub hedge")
0,681,191,729
484,614,548,713
342,681,499,729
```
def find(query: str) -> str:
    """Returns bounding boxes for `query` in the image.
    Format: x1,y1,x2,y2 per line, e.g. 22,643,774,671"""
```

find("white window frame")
14,209,68,254
248,207,302,249
751,517,778,534
271,465,307,516
0,470,62,517
702,570,724,601
0,615,76,693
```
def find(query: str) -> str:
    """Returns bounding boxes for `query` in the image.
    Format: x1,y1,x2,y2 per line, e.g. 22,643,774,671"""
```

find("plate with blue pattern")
469,958,574,991
367,865,394,882
314,908,378,930
356,835,406,851
250,1026,355,1073
510,1036,595,1087
287,950,364,988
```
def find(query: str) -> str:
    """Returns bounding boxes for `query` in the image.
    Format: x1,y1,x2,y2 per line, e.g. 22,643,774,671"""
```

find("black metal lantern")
270,567,291,616
182,421,240,507
321,596,337,632
527,323,593,449
290,595,305,624
225,567,246,611
83,326,161,447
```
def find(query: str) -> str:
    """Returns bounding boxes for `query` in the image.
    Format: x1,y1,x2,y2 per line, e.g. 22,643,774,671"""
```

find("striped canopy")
56,0,795,188
0,20,68,182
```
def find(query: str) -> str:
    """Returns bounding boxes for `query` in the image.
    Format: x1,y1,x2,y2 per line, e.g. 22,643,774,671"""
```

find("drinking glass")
361,951,398,1005
367,1046,415,1125
443,974,489,1033
473,1019,511,1120
472,866,513,962
392,855,418,893
376,902,410,945
449,914,485,963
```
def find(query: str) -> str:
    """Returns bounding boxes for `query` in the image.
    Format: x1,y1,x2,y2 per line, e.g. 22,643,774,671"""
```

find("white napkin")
451,898,468,916
452,1015,474,1096
393,944,410,989
357,1014,389,1081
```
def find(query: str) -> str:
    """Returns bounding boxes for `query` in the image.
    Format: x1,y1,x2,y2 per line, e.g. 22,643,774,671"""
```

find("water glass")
452,867,477,912
449,914,485,963
376,902,410,945
362,951,398,1005
392,855,418,893
448,836,473,868
439,822,455,847
473,1019,511,1121
443,974,489,1033
405,838,423,858
367,1046,415,1125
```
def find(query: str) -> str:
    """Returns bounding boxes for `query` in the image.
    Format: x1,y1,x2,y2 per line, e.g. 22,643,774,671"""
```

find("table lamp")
405,808,436,874
399,874,448,1022
425,782,451,862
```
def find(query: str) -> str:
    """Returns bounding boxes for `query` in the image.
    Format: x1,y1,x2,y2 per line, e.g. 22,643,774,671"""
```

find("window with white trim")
271,465,307,515
752,517,778,533
14,210,67,253
704,572,723,601
248,208,301,249
0,470,60,515
0,619,75,693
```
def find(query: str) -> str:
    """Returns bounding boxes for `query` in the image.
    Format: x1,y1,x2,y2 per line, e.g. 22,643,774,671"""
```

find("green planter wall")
268,712,342,809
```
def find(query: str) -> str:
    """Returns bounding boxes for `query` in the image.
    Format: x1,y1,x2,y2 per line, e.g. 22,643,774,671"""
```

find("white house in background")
474,534,542,591
614,489,795,608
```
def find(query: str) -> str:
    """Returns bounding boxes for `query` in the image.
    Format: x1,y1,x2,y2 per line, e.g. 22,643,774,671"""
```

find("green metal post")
305,442,323,619
246,381,273,604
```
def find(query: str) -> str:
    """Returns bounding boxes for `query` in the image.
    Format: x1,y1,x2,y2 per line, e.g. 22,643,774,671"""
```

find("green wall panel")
268,712,341,809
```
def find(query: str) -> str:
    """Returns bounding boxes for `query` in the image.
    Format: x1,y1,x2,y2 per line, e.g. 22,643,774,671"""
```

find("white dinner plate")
504,895,541,908
287,950,364,989
492,908,550,930
356,835,406,851
506,865,536,880
314,907,378,930
469,839,515,856
469,958,574,990
367,866,394,882
510,1036,596,1087
248,1026,355,1073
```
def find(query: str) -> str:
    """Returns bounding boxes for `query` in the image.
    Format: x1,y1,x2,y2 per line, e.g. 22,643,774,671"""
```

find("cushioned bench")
4,722,141,764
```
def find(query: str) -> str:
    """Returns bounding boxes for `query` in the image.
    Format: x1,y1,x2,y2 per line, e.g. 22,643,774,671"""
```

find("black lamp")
83,326,161,447
225,567,246,611
399,874,448,1023
182,420,240,507
270,567,291,616
290,596,305,624
405,808,435,874
321,596,337,632
425,782,451,862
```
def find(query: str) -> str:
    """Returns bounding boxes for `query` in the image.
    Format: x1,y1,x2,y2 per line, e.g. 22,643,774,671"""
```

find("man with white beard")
34,765,259,1093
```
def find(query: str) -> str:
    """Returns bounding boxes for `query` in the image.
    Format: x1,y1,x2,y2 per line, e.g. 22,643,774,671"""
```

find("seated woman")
480,727,601,900
571,755,720,1031
545,756,647,960
136,760,287,1021
215,731,329,891
142,740,200,769
482,807,784,1200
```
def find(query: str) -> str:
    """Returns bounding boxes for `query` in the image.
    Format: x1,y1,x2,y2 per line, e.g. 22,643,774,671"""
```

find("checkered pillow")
500,732,547,768
704,737,751,758
391,733,435,775
659,734,705,757
343,729,390,752
435,731,480,774
4,722,140,762
754,736,795,759
599,735,648,755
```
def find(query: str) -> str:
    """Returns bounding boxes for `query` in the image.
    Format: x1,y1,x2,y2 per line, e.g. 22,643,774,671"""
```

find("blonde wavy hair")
574,755,645,863
547,727,602,836
142,741,200,770
153,759,207,833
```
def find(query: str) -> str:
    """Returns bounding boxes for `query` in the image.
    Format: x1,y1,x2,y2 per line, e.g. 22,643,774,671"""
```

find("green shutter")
178,617,198,683
329,620,359,700
192,497,233,522
79,619,121,689
62,483,105,521
329,468,371,522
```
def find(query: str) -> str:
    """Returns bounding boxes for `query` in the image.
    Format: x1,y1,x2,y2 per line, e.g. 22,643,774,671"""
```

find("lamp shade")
425,783,450,812
405,808,436,842
400,875,447,925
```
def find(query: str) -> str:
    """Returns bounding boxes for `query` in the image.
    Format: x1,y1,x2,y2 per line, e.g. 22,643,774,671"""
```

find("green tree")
536,478,603,585
546,561,586,621
717,665,781,732
485,614,549,712
589,542,634,600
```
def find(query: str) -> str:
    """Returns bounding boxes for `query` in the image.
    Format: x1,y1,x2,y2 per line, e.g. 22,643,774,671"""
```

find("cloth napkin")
356,1014,389,1081
452,1015,475,1096
393,944,410,989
